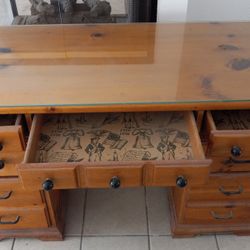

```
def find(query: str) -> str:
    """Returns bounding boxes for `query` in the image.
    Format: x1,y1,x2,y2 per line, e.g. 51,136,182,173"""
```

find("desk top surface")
0,22,250,113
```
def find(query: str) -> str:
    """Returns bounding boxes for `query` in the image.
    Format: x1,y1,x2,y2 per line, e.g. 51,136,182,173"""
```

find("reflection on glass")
0,0,157,25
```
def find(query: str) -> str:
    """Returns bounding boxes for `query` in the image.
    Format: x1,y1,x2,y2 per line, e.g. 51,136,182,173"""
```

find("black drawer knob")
0,143,3,151
110,176,121,189
176,176,187,188
0,160,5,169
42,179,54,191
231,146,241,157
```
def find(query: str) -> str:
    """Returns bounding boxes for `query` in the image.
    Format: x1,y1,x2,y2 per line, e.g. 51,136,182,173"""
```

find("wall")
157,0,188,22
158,0,250,22
187,0,250,22
0,0,13,25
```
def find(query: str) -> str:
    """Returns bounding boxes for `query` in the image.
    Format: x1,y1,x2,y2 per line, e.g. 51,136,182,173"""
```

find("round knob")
0,160,5,169
176,176,187,188
42,179,54,191
231,146,241,157
0,143,3,151
110,176,121,189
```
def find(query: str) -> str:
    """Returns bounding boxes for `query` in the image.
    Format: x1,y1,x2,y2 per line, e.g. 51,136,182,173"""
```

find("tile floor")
1,187,250,250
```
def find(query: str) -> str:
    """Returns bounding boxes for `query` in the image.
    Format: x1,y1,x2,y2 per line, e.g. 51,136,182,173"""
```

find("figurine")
84,0,111,17
13,0,113,25
29,0,55,16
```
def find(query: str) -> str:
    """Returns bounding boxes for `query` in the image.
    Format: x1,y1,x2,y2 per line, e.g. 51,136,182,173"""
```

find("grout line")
215,235,220,250
83,235,151,237
80,189,88,250
11,238,15,250
144,187,151,250
82,234,172,237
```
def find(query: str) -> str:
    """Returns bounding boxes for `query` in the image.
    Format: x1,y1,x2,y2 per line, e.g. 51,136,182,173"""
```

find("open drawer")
0,115,26,176
18,112,211,191
205,110,250,172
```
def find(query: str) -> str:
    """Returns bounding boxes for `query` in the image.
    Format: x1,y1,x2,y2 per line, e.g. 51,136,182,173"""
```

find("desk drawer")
205,111,250,172
0,178,43,207
18,112,210,190
0,206,48,230
180,206,250,225
0,152,24,176
0,115,25,152
188,174,250,205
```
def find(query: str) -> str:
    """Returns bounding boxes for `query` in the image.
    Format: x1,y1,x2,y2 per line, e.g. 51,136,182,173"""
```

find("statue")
13,0,113,25
29,0,55,16
84,0,111,17
28,0,58,24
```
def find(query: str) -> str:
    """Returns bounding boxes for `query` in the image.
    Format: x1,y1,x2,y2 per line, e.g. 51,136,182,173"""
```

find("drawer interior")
0,115,18,127
25,112,202,164
211,110,250,130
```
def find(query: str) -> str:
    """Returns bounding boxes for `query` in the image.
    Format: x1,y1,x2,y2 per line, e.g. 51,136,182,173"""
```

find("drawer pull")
0,143,3,151
0,160,5,169
110,176,121,189
231,146,241,157
42,179,54,191
219,186,243,196
176,176,187,188
210,211,233,220
0,215,20,225
0,191,12,200
224,157,250,165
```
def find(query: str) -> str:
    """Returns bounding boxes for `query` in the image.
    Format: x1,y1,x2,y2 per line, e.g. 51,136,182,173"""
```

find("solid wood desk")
0,22,249,240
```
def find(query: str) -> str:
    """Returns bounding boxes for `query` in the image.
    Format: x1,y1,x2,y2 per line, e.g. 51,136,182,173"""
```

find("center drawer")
205,110,250,172
17,112,211,190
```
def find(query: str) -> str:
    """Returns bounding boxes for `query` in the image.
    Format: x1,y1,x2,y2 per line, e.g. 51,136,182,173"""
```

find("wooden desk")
0,23,250,240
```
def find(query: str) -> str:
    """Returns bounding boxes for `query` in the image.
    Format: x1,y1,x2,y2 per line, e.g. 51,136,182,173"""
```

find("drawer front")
188,186,250,207
0,178,43,207
144,161,210,187
181,206,250,225
0,126,25,152
18,164,78,190
188,174,250,205
80,165,143,188
18,162,210,190
208,132,250,158
0,152,24,176
0,189,42,207
210,156,250,173
0,206,48,230
205,111,250,158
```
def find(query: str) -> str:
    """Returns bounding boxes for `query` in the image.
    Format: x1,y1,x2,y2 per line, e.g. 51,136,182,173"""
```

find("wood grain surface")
0,23,249,113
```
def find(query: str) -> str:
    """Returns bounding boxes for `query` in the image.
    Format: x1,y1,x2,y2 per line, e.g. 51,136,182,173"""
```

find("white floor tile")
217,235,250,250
150,235,218,250
146,187,171,235
64,189,85,236
82,236,148,250
0,238,14,250
13,237,81,250
83,188,147,236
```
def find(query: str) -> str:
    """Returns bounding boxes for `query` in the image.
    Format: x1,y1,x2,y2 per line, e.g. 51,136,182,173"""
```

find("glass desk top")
0,22,250,113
